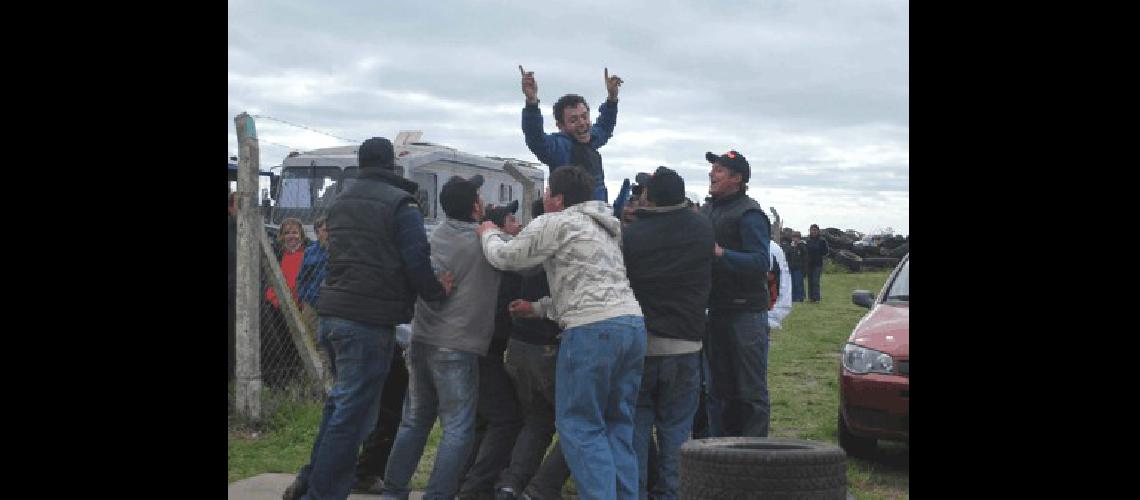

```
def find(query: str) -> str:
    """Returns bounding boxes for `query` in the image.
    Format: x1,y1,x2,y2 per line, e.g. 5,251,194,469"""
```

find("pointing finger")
519,65,526,76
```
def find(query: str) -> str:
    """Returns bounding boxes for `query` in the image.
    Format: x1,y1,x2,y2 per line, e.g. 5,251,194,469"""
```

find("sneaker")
352,475,385,495
495,487,518,500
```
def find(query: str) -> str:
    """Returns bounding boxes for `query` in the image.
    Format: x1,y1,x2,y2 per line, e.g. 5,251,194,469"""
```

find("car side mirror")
852,290,875,309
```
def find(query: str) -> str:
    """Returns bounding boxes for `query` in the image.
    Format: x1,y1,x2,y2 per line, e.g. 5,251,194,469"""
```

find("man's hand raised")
605,67,623,101
520,65,538,105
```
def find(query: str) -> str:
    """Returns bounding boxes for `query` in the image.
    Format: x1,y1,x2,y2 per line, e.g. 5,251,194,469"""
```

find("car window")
885,259,909,301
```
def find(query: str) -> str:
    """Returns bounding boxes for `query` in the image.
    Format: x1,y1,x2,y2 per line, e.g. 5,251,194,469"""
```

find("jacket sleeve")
394,203,447,301
590,99,618,149
481,215,561,271
522,104,566,167
715,210,770,276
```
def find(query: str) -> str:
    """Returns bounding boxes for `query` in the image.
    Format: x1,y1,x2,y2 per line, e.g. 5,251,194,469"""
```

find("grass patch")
229,267,907,497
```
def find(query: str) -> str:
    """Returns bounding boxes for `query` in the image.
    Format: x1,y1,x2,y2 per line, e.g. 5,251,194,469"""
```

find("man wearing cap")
519,65,624,202
699,150,773,438
456,200,525,500
287,137,454,500
623,166,714,500
382,174,503,500
476,165,646,500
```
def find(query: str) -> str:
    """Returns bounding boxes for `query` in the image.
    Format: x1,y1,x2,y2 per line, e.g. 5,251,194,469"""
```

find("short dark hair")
314,216,328,230
553,94,588,124
810,224,820,230
440,176,481,221
645,166,686,206
531,198,544,217
549,165,593,208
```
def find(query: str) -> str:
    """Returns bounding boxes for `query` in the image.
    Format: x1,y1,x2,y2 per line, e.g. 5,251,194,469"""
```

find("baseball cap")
705,150,750,183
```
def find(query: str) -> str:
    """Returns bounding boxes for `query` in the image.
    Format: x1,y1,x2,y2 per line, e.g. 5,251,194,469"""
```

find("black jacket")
805,236,830,268
318,169,436,327
701,191,771,311
512,271,562,345
623,205,714,342
782,240,808,272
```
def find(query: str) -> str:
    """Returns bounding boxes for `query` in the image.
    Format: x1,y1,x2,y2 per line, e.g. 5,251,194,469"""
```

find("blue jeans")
635,352,701,500
382,341,480,500
705,310,770,437
300,316,395,500
790,269,805,302
556,315,647,500
808,266,823,301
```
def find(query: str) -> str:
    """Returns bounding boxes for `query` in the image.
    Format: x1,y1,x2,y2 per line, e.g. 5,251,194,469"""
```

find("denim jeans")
498,339,572,499
299,316,395,500
556,315,647,500
808,266,823,301
790,269,806,302
354,347,408,482
458,338,523,498
634,352,701,500
382,341,480,500
705,310,770,437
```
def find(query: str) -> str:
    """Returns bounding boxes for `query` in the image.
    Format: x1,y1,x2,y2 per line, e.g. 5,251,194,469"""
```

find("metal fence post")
234,112,262,421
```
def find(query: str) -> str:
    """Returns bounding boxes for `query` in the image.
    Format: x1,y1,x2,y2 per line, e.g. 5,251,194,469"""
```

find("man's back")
412,219,501,356
623,206,714,341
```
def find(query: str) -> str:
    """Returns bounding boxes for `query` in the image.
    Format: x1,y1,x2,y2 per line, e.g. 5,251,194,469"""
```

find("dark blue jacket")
805,236,830,269
297,241,329,305
522,99,618,201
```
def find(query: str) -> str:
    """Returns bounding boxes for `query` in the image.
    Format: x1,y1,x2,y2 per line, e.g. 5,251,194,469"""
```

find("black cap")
359,137,395,170
483,199,519,227
705,150,750,183
644,166,686,206
439,174,485,221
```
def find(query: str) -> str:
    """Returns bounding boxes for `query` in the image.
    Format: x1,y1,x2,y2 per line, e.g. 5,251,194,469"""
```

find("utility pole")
234,113,262,421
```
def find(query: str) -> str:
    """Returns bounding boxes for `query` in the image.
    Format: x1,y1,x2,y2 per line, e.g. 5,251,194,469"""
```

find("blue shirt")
395,203,447,301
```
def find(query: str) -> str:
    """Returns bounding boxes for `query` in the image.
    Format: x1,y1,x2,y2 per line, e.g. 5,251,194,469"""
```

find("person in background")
804,224,830,302
519,65,624,202
782,231,808,302
491,199,572,500
298,216,330,353
262,217,309,389
458,200,525,500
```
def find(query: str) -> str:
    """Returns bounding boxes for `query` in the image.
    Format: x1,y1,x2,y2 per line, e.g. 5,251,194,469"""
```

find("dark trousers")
459,337,524,497
706,310,770,437
498,338,572,499
354,347,409,481
808,265,824,301
790,269,806,302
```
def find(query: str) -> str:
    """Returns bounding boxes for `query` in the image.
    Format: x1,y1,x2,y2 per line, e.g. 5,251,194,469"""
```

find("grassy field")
229,266,908,498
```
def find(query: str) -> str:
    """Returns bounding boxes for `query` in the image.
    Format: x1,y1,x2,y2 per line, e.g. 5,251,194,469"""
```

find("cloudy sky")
228,0,908,236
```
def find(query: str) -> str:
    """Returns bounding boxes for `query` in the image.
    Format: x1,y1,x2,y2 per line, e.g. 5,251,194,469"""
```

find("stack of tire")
679,437,848,499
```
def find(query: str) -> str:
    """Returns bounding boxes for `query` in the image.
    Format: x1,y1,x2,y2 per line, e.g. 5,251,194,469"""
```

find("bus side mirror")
270,174,280,200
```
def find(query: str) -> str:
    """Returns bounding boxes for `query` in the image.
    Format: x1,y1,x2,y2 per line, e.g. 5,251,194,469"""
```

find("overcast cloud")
228,0,908,235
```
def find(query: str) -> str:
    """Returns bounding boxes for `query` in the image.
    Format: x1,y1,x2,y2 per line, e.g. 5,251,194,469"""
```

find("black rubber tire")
861,257,899,268
887,242,909,258
837,411,876,458
832,250,863,272
679,437,847,500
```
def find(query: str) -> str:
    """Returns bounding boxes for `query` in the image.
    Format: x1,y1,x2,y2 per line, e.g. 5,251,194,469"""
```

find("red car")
838,253,909,455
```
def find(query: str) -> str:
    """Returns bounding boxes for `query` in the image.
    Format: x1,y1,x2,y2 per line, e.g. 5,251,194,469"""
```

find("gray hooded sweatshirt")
480,200,642,330
412,218,501,356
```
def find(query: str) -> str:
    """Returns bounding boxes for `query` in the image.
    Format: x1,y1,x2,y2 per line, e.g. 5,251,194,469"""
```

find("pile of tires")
830,249,863,272
679,437,848,499
861,257,899,270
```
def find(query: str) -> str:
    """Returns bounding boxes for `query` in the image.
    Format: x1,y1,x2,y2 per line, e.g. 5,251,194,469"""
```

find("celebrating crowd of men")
280,68,791,500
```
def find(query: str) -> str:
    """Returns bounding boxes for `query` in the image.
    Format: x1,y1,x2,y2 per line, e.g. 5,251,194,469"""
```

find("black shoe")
352,475,385,495
495,487,519,500
282,474,306,500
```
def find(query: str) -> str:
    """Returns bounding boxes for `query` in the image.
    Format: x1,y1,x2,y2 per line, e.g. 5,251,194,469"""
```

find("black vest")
623,206,714,341
701,191,770,311
318,169,419,326
569,140,604,185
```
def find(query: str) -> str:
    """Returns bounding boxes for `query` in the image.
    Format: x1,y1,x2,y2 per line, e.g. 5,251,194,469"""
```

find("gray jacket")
412,219,502,356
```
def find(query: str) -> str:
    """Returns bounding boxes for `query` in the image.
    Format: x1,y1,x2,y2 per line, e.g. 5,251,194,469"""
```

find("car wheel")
679,437,848,499
837,411,876,457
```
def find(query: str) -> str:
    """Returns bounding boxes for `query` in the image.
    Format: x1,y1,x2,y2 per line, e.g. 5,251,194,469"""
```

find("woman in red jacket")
262,218,309,389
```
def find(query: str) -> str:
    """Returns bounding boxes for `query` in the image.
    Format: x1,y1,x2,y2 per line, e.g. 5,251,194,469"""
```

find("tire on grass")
679,437,848,499
837,411,876,458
